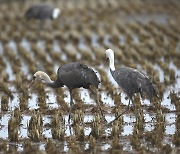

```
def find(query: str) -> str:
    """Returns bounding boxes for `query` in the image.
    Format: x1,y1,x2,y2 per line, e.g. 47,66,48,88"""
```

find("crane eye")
33,76,36,80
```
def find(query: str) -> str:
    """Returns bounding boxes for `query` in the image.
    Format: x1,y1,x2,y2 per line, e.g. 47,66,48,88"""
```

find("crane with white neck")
25,4,61,29
105,48,158,122
29,62,105,123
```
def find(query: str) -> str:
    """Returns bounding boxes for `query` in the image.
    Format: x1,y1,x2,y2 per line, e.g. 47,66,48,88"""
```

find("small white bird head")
52,8,61,19
33,71,51,82
29,71,52,88
105,48,114,59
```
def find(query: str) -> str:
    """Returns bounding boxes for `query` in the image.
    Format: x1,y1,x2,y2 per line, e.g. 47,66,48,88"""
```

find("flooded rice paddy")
0,0,180,153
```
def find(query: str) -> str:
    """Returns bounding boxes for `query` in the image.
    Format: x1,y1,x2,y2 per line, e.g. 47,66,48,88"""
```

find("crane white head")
33,71,52,83
105,49,115,71
28,71,53,88
29,71,49,88
52,8,61,19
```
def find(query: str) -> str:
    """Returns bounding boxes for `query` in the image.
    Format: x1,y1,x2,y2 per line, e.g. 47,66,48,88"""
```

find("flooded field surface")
0,0,180,153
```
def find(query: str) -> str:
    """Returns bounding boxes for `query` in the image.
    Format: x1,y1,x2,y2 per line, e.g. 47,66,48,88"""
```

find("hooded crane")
25,4,60,28
105,49,158,122
30,62,104,123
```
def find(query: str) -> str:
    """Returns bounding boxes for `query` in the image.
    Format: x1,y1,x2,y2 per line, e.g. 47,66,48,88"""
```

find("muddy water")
0,0,180,153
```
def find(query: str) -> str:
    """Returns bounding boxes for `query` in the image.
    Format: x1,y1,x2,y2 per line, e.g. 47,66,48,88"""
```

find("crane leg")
131,98,138,119
90,85,107,123
68,89,74,123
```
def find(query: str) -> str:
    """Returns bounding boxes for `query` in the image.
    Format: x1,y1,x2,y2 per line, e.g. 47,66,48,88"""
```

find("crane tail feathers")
86,69,100,88
141,79,158,101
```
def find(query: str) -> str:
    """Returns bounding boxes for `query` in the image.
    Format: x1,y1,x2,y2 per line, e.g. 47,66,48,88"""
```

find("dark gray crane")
105,49,158,122
25,4,60,20
25,4,60,28
30,62,104,123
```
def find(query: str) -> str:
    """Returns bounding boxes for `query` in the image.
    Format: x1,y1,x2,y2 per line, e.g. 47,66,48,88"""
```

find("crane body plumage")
105,48,158,122
110,66,157,101
57,62,99,89
32,62,101,123
25,4,60,20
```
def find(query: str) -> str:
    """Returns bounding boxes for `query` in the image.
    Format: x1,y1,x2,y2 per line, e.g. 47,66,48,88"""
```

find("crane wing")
112,66,157,100
58,62,99,89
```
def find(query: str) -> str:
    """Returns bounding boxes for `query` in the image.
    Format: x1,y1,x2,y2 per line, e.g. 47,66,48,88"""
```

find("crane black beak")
28,76,36,88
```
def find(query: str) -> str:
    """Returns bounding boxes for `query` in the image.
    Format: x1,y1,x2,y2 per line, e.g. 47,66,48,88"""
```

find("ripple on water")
165,113,176,124
39,143,46,151
101,91,114,107
8,40,17,53
122,124,134,136
43,128,52,138
84,115,94,123
19,115,31,138
80,89,95,105
162,91,176,111
123,114,136,123
84,127,91,136
64,141,68,152
28,93,39,110
46,92,59,109
20,38,31,52
144,113,156,122
63,90,70,105
165,124,176,135
105,114,115,123
52,40,61,53
101,143,111,151
145,123,155,132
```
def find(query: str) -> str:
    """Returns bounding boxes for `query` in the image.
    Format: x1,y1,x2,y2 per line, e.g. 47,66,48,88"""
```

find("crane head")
105,48,114,63
105,49,114,59
28,71,47,88
52,8,61,19
33,71,44,81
